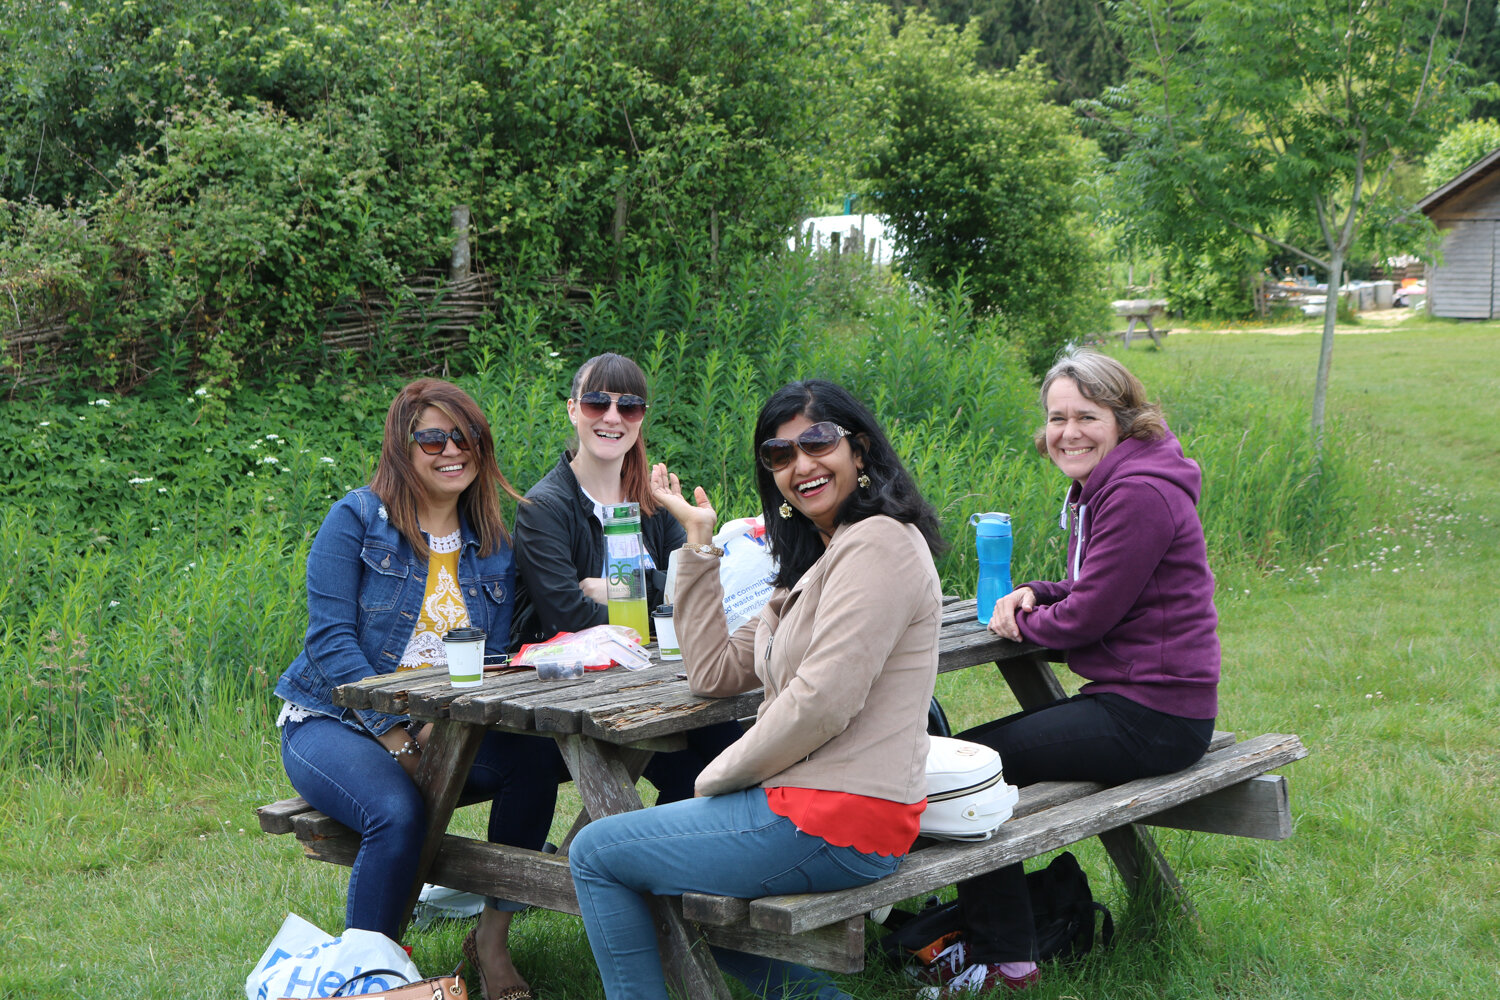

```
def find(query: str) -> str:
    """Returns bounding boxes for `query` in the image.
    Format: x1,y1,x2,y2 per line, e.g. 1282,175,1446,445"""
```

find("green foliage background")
0,258,1360,767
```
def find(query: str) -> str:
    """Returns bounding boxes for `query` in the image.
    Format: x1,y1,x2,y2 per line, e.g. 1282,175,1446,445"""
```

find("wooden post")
449,205,471,281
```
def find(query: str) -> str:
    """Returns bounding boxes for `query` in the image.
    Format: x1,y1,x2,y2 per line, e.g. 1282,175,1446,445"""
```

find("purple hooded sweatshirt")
1016,425,1220,719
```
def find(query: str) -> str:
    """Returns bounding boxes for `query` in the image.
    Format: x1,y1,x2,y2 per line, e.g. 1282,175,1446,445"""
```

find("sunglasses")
576,390,648,422
758,421,850,471
410,426,472,455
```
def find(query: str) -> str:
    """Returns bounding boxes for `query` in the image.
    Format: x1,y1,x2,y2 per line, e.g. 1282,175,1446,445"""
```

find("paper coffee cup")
652,605,681,660
442,626,485,688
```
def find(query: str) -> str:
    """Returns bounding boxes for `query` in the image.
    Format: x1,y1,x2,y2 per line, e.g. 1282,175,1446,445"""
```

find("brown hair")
369,378,521,558
1033,348,1166,454
569,353,659,517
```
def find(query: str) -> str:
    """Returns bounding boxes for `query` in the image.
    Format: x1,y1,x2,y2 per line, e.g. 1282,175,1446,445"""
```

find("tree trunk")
1311,249,1342,451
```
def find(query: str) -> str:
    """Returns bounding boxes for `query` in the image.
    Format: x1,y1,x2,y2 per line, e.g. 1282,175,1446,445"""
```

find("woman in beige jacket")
567,379,945,1000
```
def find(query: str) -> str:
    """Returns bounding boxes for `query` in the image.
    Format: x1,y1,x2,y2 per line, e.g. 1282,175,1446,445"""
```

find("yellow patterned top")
398,530,469,670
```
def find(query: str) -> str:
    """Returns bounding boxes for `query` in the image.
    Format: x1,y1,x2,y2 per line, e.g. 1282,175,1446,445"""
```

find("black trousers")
955,692,1214,962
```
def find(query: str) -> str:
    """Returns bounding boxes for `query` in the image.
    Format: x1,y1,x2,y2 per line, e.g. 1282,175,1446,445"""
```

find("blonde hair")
1032,348,1166,454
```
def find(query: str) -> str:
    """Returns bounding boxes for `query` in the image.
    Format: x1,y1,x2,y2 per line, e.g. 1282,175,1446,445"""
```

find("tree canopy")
1094,0,1480,440
863,14,1104,372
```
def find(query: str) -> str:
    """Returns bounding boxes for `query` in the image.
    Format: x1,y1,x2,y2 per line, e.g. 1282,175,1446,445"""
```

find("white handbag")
921,736,1019,842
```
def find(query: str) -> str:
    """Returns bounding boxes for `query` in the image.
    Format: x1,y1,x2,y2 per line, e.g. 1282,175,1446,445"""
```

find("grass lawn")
4,316,1497,999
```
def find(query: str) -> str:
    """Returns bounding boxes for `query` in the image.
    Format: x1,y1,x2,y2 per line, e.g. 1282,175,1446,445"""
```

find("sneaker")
912,941,1040,997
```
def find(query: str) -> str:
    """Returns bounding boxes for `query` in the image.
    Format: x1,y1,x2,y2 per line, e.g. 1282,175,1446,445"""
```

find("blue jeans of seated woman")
281,715,521,939
955,692,1215,962
569,788,902,1000
487,721,744,858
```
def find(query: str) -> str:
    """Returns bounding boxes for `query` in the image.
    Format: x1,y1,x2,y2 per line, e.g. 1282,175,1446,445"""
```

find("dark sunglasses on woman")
410,426,471,455
576,390,648,422
758,421,850,471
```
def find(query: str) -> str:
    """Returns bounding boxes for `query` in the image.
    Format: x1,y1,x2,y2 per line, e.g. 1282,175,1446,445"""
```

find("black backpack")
876,851,1113,968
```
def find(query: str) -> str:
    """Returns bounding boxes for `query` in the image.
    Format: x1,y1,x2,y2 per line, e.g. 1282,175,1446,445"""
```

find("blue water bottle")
970,512,1013,626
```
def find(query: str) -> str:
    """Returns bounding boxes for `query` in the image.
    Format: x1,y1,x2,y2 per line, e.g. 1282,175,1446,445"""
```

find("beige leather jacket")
676,515,941,802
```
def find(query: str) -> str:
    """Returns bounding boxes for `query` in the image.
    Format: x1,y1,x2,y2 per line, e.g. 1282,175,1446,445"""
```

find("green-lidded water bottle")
603,502,651,643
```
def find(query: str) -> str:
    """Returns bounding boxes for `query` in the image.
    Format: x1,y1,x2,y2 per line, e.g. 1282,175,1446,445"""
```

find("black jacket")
510,452,685,648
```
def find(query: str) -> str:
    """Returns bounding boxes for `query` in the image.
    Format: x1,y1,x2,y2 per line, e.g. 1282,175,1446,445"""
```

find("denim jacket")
274,486,515,735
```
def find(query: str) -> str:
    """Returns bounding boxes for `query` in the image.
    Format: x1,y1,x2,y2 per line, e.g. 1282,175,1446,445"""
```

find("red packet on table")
513,624,651,672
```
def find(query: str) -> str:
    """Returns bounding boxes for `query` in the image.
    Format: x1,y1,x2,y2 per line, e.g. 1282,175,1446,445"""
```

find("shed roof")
1417,147,1500,216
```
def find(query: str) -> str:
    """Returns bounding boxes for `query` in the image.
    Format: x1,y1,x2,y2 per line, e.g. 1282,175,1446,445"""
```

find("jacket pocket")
358,544,409,613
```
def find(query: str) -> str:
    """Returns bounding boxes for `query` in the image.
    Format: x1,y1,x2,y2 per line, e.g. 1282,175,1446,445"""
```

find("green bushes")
863,18,1107,372
2,0,889,393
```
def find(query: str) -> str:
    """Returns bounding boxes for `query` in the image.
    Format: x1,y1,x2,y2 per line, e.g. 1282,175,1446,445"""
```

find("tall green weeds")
1,257,1368,768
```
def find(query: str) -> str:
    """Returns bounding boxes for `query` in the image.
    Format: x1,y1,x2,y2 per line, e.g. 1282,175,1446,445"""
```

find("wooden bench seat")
258,729,1305,973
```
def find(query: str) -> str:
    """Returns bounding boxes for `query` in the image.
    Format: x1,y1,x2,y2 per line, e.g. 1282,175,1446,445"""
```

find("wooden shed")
1418,148,1500,319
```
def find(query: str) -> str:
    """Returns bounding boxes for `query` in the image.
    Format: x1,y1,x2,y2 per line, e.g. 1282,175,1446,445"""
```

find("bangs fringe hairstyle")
571,353,660,517
754,379,944,589
370,378,522,558
1033,347,1167,454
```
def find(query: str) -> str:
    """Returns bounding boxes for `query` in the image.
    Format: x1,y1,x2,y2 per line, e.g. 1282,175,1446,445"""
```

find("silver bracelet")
684,543,723,557
389,738,420,759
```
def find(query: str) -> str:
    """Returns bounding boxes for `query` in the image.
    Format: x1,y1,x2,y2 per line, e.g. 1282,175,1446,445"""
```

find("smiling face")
1044,377,1121,486
772,413,864,535
410,405,478,509
568,390,643,466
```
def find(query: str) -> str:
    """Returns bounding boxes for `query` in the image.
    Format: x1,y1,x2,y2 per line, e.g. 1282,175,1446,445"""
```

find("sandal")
461,928,535,1000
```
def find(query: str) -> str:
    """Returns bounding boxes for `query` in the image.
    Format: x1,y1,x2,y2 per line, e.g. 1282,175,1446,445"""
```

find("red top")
765,786,925,857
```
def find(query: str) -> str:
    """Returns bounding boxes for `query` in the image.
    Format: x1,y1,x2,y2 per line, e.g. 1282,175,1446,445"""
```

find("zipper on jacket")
764,632,774,662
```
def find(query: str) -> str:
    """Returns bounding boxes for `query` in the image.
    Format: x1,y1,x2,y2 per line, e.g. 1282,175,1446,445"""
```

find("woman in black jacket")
482,354,739,996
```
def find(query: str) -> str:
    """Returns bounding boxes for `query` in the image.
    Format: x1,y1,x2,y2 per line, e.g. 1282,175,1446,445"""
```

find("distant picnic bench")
260,597,1306,994
1091,298,1169,348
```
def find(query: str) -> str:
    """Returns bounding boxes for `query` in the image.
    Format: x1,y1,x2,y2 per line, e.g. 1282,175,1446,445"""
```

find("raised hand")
649,463,717,545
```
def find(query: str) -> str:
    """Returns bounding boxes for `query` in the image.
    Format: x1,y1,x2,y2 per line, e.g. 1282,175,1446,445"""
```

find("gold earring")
778,502,793,520
858,473,871,489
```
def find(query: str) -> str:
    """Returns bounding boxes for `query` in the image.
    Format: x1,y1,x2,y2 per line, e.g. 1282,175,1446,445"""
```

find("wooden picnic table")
262,598,1304,996
1110,298,1169,347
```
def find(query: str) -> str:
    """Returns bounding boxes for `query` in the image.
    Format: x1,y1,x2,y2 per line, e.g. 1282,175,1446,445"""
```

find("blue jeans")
486,721,745,861
569,788,902,1000
280,716,521,938
955,692,1215,961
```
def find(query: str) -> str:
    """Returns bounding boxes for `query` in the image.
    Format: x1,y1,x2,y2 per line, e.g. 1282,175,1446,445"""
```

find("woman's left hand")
988,586,1037,641
650,463,717,545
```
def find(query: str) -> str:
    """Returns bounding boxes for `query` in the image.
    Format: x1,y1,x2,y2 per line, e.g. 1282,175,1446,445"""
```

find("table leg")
1124,316,1139,346
556,734,734,1000
1144,314,1162,347
993,654,1192,919
398,718,487,937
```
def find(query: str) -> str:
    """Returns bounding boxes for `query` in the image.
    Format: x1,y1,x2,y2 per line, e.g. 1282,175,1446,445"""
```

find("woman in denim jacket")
275,379,534,999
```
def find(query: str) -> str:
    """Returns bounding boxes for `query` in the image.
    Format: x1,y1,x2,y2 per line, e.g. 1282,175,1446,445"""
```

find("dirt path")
1173,307,1426,336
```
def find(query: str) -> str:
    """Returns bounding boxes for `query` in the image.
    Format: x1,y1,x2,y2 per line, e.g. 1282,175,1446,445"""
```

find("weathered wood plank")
582,690,762,744
1144,774,1291,840
681,730,1242,929
700,915,866,975
257,796,314,835
744,733,1306,935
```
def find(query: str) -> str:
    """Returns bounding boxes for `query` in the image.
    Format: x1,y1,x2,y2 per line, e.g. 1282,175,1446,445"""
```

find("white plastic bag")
666,515,777,634
245,912,421,1000
412,883,487,930
512,623,653,672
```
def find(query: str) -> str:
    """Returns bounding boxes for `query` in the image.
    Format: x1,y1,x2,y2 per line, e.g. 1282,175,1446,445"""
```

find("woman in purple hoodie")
917,349,1220,997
